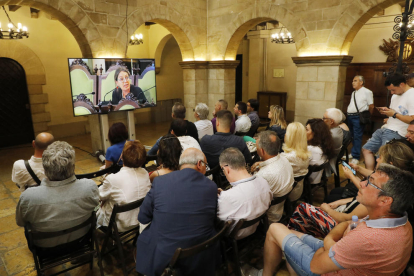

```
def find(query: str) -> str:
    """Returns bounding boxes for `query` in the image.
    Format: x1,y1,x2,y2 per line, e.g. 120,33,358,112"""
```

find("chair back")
164,221,231,274
229,213,267,238
336,138,352,163
109,198,145,224
75,164,121,179
307,161,328,175
294,175,306,183
270,193,289,206
235,131,248,137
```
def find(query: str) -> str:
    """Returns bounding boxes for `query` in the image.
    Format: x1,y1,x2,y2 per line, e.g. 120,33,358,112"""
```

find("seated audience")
323,108,344,175
267,105,287,142
16,141,99,248
244,164,414,276
396,120,414,152
211,99,235,133
148,102,199,155
12,132,54,192
97,140,151,231
149,134,181,183
306,118,335,184
363,73,414,170
136,148,219,276
327,141,414,203
247,99,260,137
105,122,128,168
171,119,201,151
201,110,252,168
234,101,251,133
339,110,352,146
280,122,310,201
217,148,272,240
193,103,213,139
252,131,294,223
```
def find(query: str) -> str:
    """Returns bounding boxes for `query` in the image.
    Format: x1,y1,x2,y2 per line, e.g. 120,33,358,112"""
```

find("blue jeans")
362,128,404,154
147,136,162,156
282,234,324,276
347,115,364,159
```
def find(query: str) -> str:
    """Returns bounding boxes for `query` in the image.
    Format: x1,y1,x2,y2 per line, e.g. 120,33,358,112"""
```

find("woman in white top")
97,140,151,232
281,122,311,201
306,119,335,184
193,103,213,140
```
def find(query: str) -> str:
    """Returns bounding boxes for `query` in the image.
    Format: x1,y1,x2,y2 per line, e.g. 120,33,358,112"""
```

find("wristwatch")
392,112,397,119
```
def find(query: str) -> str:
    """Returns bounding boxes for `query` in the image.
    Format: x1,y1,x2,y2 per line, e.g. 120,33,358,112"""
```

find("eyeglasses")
199,160,207,166
365,172,386,193
322,117,331,121
117,77,130,83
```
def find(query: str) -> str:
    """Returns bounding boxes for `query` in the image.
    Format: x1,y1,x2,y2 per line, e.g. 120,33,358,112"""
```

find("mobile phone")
342,161,356,175
376,107,383,111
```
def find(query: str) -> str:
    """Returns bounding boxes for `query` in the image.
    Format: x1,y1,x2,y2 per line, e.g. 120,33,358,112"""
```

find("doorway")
235,54,243,103
0,58,35,147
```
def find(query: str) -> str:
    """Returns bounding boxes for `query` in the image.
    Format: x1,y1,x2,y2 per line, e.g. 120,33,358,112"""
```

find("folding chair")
161,221,231,276
235,131,249,137
334,139,352,188
303,162,328,204
226,213,268,276
75,163,121,180
100,198,145,276
25,212,104,276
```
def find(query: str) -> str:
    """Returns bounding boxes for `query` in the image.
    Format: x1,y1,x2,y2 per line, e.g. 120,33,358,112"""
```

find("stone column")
179,61,239,121
292,56,353,125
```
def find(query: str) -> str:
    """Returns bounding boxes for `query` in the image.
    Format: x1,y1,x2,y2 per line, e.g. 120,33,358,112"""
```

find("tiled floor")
0,122,350,275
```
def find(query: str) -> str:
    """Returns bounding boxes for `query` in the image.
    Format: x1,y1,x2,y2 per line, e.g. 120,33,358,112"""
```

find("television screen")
68,58,157,116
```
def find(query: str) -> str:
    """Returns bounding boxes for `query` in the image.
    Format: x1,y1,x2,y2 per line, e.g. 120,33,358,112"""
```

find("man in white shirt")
323,108,344,172
234,101,251,133
170,119,202,151
347,75,374,164
363,73,414,170
252,131,294,223
217,148,272,240
12,132,54,192
193,103,213,140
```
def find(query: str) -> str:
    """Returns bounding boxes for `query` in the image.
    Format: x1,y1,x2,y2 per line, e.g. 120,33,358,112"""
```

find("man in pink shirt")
244,163,413,276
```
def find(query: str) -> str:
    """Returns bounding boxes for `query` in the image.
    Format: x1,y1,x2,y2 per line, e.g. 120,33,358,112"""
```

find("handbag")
353,91,371,125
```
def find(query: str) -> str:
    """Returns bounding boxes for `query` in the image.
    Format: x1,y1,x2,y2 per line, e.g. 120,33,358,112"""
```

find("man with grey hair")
323,108,344,172
136,148,219,275
347,75,374,165
194,102,214,139
12,132,54,192
252,131,294,223
16,141,99,248
244,163,414,276
218,148,272,240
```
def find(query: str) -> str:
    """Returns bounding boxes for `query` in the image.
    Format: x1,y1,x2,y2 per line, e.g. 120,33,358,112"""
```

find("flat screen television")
68,58,157,116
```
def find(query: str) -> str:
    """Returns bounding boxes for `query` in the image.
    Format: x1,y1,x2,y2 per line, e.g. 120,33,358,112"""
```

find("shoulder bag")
353,91,371,125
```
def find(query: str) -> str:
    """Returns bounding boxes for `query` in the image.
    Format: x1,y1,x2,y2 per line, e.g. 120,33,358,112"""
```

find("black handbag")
353,91,371,125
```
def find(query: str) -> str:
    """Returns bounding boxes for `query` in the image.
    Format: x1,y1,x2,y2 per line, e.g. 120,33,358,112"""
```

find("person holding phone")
346,75,374,165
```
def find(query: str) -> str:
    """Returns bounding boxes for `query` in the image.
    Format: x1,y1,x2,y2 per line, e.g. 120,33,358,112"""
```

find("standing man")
234,101,251,134
135,148,219,276
247,99,260,137
347,75,374,165
12,132,54,192
363,73,414,170
211,99,235,133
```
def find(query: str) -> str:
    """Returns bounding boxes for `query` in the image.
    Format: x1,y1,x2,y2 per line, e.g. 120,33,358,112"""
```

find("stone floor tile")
0,228,26,252
0,264,7,276
2,246,34,275
11,266,36,276
0,215,19,234
0,191,9,201
0,199,16,219
11,191,20,199
2,181,18,193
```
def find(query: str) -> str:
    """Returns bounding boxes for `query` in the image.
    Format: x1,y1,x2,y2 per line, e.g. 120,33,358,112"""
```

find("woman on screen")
111,67,147,105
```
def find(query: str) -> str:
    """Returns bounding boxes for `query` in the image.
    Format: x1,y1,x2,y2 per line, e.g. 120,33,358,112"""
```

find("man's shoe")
341,154,353,160
241,264,263,276
350,158,359,165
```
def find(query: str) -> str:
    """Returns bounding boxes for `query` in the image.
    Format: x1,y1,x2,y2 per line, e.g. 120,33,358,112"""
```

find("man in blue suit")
136,148,219,276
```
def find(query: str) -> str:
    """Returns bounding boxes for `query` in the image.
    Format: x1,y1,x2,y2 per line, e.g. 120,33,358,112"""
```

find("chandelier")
270,27,294,44
0,6,29,39
129,33,143,45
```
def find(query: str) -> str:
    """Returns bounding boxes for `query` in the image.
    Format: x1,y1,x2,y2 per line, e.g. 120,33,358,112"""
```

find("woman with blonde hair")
268,105,287,141
281,122,311,201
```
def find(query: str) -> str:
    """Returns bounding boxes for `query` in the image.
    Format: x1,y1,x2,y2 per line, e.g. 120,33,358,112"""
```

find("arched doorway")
0,58,34,147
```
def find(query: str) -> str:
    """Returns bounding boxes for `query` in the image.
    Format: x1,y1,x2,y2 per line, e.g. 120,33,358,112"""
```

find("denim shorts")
282,234,324,276
362,128,403,154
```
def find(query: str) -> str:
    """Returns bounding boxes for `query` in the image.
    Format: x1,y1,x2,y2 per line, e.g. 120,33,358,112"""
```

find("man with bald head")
136,148,219,275
12,132,54,192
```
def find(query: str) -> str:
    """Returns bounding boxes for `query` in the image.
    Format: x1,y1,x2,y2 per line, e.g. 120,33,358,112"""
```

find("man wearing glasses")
135,148,219,276
244,163,414,276
217,148,272,240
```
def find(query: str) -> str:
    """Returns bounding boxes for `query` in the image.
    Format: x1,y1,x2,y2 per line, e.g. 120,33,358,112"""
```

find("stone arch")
332,0,397,55
222,6,308,60
124,7,197,61
0,0,97,58
154,34,174,69
0,40,50,134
